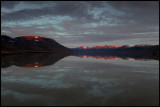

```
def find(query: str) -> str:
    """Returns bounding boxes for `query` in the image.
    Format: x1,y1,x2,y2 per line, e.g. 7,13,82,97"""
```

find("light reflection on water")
1,54,159,106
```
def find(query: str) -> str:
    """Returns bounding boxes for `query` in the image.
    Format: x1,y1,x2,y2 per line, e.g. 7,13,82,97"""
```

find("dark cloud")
2,1,158,25
1,1,21,9
107,1,159,12
107,1,159,24
1,1,94,22
1,1,159,47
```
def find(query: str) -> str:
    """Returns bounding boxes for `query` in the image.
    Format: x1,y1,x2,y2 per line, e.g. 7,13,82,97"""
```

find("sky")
1,1,159,48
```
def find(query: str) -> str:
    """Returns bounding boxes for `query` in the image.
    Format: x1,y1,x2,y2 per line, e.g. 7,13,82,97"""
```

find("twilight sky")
1,1,159,48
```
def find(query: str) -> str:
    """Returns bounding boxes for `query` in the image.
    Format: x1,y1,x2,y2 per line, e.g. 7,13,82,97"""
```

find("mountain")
1,35,159,56
76,44,159,50
1,35,73,53
74,44,159,57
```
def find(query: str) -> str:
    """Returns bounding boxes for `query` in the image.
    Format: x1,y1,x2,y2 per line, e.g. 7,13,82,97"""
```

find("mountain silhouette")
1,35,73,53
74,44,159,57
1,35,159,57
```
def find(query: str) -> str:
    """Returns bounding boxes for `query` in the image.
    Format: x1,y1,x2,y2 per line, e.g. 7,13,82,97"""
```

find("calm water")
1,53,159,106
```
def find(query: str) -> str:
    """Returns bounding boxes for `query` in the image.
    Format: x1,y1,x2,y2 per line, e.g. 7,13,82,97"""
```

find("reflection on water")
1,53,71,68
1,53,159,106
1,52,159,68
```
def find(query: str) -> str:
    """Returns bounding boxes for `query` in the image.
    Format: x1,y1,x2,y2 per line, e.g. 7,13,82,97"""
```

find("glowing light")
128,45,135,47
82,46,87,49
80,55,88,58
35,36,39,39
79,45,120,49
114,57,120,59
80,46,88,49
20,64,43,68
35,65,39,68
20,36,42,40
125,58,135,60
114,46,119,47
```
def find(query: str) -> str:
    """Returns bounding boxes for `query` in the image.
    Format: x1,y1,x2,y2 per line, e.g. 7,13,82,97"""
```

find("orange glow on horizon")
80,55,88,58
35,36,39,39
127,58,135,60
35,65,39,68
20,36,43,40
20,64,43,68
114,46,119,47
79,44,146,49
123,58,135,60
79,45,120,49
128,45,135,47
80,46,88,49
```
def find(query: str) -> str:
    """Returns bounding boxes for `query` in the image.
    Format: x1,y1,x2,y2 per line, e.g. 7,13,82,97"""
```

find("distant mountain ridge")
73,44,159,57
77,44,158,49
1,35,159,56
1,35,72,53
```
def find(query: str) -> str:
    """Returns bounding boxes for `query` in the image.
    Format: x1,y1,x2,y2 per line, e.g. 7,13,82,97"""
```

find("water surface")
1,53,159,106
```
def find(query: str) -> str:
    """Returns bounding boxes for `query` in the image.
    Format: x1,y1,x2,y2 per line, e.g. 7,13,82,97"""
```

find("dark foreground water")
1,53,159,106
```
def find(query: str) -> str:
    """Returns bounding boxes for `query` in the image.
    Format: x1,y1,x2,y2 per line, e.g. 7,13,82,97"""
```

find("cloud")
1,1,21,9
1,1,94,22
107,1,159,25
1,1,159,47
